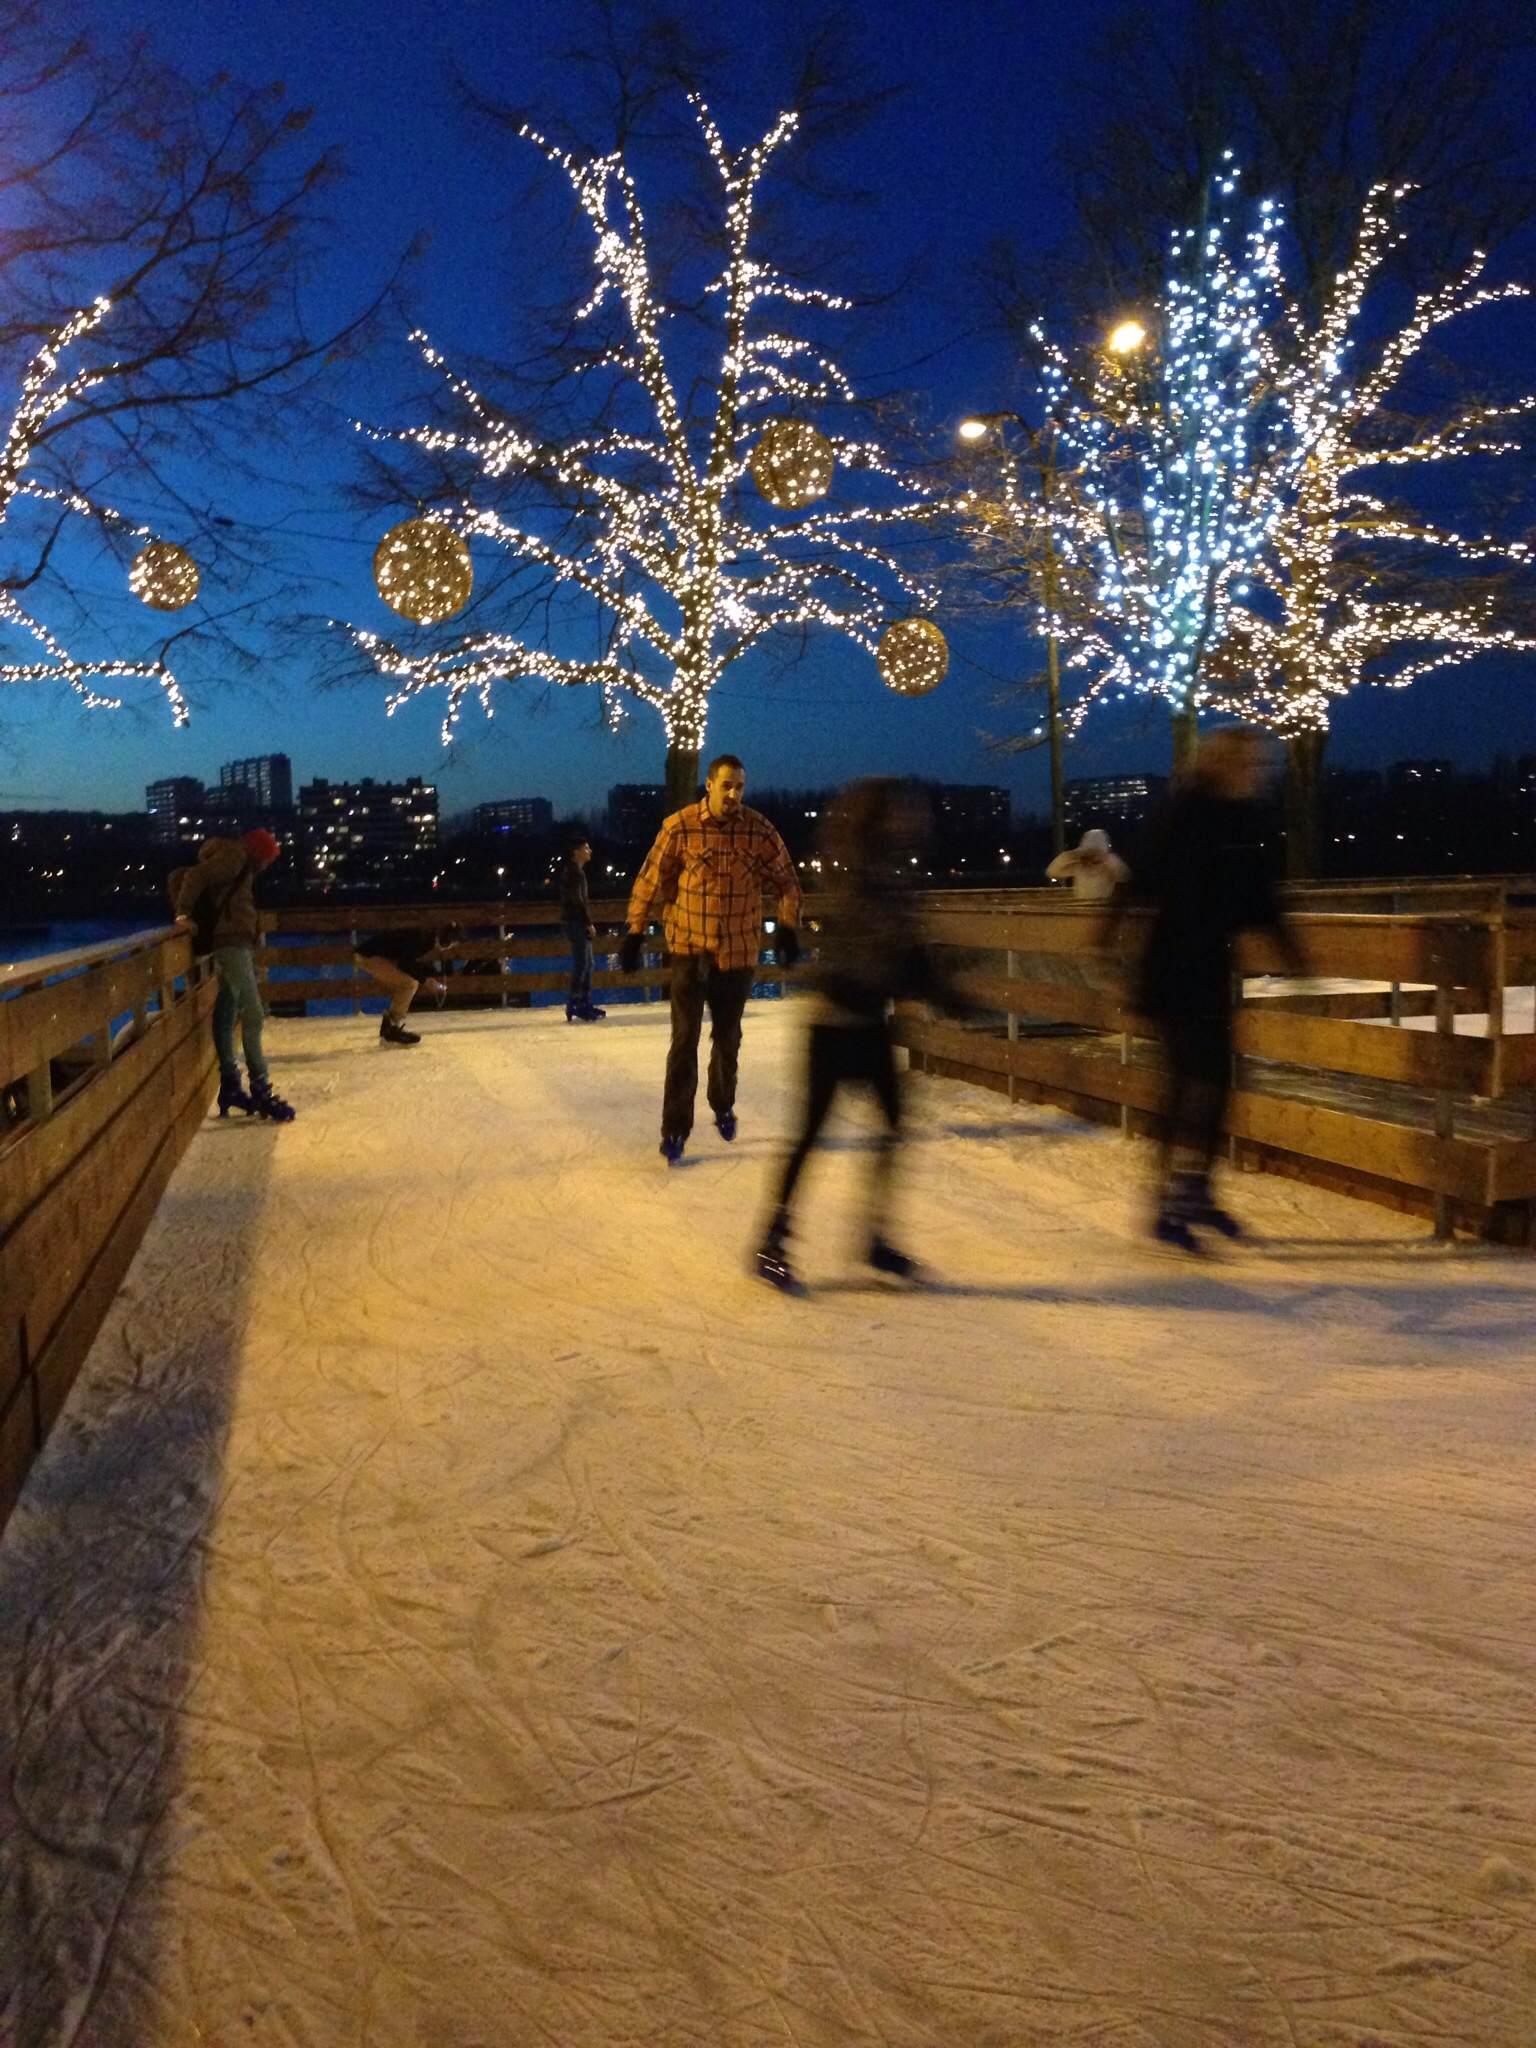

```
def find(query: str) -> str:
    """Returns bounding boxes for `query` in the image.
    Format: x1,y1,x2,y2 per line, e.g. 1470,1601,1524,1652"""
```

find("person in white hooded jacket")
1046,828,1128,902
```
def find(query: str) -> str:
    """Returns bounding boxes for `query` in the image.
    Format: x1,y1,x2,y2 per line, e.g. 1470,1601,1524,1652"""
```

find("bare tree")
0,8,382,724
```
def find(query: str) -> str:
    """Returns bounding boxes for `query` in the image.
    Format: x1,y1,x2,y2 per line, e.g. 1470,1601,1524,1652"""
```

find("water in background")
0,917,150,966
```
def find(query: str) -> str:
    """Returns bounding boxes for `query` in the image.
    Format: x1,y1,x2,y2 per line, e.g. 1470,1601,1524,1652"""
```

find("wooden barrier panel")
0,929,216,1527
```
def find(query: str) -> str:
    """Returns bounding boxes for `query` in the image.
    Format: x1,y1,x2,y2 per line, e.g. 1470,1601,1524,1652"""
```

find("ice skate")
217,1071,256,1118
659,1134,686,1166
380,1016,421,1047
1183,1173,1243,1240
868,1235,920,1283
754,1211,802,1294
1151,1180,1204,1254
714,1110,738,1142
249,1076,296,1123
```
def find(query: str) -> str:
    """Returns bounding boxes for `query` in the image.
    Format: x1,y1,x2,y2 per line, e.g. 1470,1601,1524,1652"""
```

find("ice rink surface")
3,1001,1534,2046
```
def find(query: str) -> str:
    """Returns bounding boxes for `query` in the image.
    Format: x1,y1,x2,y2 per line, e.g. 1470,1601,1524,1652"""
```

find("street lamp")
957,409,1067,856
1106,317,1148,356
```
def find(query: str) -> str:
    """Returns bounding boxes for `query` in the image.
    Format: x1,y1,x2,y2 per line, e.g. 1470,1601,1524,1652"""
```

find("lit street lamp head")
957,417,991,442
1107,318,1148,356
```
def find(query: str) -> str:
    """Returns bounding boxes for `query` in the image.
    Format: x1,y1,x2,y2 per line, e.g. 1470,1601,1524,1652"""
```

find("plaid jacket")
627,801,803,970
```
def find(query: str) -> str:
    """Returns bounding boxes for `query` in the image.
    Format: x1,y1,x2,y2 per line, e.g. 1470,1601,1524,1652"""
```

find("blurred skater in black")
755,779,963,1292
1117,727,1305,1250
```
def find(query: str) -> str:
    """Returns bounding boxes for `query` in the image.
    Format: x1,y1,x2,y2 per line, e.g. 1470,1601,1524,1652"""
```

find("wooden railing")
895,898,1536,1240
253,899,800,1009
0,928,216,1523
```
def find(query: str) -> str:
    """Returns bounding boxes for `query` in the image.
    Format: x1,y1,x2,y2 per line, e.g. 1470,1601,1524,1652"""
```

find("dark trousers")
662,954,755,1137
775,1022,902,1220
1157,1006,1232,1183
564,920,592,1005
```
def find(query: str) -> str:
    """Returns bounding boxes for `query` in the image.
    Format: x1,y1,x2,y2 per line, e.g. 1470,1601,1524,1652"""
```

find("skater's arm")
626,819,680,931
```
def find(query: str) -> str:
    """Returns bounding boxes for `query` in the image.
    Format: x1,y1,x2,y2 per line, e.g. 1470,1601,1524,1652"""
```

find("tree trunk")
1170,702,1199,778
1284,728,1327,879
665,740,701,814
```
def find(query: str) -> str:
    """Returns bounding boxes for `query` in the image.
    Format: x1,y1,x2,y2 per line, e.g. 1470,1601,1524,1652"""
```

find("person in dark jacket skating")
558,836,605,1023
1116,726,1305,1250
171,828,295,1121
755,779,962,1292
353,928,452,1045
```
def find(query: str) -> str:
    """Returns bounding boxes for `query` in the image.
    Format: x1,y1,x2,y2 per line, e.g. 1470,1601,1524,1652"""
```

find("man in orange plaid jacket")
620,754,802,1163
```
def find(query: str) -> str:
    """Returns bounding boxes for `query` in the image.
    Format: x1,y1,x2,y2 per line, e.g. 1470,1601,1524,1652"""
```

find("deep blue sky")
12,0,1536,820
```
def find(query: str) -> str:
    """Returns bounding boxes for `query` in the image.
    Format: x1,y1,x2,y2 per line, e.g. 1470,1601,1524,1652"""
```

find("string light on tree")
346,96,962,799
0,297,188,723
1032,157,1300,761
1199,183,1536,739
877,616,948,695
749,418,836,509
130,540,200,612
373,516,474,625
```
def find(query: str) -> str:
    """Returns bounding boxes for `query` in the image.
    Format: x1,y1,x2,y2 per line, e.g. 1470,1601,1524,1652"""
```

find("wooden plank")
1489,1139,1536,1203
0,980,214,1237
1233,1006,1493,1094
0,924,179,993
949,970,1126,1032
1275,916,1492,986
0,1367,37,1529
897,1016,1497,1203
1227,1090,1492,1205
0,950,163,1092
0,1024,214,1368
1495,1034,1536,1088
918,906,1120,956
31,1056,214,1445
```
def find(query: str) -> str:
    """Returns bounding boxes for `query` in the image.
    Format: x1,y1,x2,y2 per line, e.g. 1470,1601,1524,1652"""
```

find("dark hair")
820,777,927,889
706,753,744,779
568,833,591,850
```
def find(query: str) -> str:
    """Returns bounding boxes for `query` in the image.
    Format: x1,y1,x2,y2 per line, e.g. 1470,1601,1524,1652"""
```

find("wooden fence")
0,928,215,1523
895,897,1536,1242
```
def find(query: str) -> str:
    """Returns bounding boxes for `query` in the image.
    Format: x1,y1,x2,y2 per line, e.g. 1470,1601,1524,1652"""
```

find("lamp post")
958,408,1067,855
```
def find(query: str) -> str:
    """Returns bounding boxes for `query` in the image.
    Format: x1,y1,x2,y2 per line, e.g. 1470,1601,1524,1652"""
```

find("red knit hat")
242,827,281,865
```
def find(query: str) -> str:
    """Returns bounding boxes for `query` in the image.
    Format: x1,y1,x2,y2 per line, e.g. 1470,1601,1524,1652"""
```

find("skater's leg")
704,965,754,1122
217,944,269,1083
662,954,708,1138
774,1025,844,1211
864,1025,903,1231
211,955,240,1080
357,955,419,1025
564,920,593,1007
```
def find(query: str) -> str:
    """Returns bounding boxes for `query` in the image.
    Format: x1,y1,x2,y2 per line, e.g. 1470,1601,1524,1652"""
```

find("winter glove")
618,930,646,974
772,926,801,969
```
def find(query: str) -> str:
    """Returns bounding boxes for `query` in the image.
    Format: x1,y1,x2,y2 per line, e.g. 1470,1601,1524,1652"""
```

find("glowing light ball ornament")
878,616,947,696
373,517,473,625
130,540,200,612
750,419,836,511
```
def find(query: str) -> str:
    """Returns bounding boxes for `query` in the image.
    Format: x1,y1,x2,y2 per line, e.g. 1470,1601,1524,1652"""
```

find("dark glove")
772,926,801,969
618,930,645,974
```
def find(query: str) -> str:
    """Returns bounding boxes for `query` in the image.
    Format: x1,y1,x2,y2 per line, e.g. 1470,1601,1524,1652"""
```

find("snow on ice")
3,1001,1534,2046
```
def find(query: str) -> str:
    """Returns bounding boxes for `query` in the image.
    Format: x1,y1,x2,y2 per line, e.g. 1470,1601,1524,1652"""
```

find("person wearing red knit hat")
171,825,296,1122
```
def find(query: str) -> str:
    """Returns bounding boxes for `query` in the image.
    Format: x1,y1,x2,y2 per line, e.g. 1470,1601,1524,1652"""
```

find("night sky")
14,0,1536,822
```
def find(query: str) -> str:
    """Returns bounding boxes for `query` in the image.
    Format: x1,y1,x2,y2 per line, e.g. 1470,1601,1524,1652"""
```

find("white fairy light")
1204,184,1536,735
349,96,959,751
0,297,190,723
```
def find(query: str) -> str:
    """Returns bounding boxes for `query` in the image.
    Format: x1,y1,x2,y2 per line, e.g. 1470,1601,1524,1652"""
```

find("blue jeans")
212,945,267,1081
565,920,593,1005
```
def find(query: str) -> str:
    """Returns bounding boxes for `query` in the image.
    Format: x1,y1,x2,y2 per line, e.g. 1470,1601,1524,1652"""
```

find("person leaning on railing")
171,828,297,1123
619,753,802,1165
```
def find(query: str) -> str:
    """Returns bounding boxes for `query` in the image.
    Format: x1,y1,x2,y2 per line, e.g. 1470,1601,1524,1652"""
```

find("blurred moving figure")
1046,827,1128,902
1118,727,1305,1251
756,779,963,1293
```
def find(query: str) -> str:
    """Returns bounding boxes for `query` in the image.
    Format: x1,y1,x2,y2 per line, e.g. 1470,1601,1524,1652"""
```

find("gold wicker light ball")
129,540,200,612
750,419,836,511
373,517,473,625
877,617,948,696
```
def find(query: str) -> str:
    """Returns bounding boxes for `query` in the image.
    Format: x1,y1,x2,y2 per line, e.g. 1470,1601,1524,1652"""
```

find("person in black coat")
755,779,963,1291
1117,726,1305,1249
559,835,605,1023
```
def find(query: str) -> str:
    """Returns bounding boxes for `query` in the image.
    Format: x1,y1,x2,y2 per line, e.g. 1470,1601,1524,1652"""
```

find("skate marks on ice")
1,1008,1535,2044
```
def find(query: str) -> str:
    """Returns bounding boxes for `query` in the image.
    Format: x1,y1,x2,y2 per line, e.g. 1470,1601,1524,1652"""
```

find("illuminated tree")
1203,184,1536,866
1032,162,1293,771
350,97,952,809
